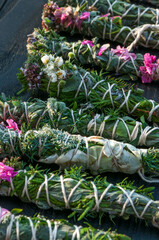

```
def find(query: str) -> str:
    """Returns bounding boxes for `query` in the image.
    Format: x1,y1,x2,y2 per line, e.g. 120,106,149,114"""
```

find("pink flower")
140,53,159,83
81,40,94,47
54,7,74,28
98,44,109,56
101,13,110,18
110,16,122,21
76,11,90,29
111,46,136,61
0,162,18,182
79,12,90,20
6,119,21,133
0,208,10,219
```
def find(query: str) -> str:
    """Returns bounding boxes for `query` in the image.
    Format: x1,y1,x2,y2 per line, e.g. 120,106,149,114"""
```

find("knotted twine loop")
60,176,84,209
102,83,115,108
147,100,159,122
138,169,159,183
36,174,55,207
127,24,159,51
75,72,91,99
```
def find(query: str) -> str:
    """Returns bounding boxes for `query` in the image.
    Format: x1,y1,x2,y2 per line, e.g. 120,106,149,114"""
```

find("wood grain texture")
0,1,159,239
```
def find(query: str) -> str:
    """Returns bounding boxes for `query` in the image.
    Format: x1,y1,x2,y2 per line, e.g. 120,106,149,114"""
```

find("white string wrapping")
87,114,159,146
0,208,82,240
60,176,84,209
36,174,55,207
80,0,159,26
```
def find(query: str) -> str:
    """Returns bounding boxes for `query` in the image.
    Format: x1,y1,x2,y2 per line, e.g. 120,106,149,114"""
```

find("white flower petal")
41,55,50,65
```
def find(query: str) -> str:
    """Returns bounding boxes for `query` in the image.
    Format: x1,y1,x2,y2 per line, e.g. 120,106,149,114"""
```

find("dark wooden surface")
0,1,159,239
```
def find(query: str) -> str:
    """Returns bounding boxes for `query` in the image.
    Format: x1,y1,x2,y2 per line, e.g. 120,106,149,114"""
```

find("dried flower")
54,57,64,67
0,162,18,182
56,69,66,79
111,46,136,61
76,11,90,29
41,55,50,65
22,64,42,90
110,16,122,21
101,13,110,18
98,44,110,56
79,12,90,20
140,53,159,83
49,73,57,82
6,119,21,133
81,40,94,47
0,208,10,219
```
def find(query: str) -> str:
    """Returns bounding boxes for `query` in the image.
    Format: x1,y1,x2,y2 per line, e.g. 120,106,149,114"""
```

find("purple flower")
98,44,109,56
6,119,21,133
81,40,94,47
140,53,159,83
0,162,18,183
111,46,136,61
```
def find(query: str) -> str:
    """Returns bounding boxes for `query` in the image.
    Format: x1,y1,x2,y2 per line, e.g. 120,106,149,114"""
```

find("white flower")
56,70,66,79
55,57,64,67
49,54,55,61
50,73,57,83
45,62,55,72
41,55,50,65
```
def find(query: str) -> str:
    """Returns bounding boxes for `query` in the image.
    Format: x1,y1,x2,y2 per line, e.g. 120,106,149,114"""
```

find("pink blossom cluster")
0,162,18,183
54,6,90,30
0,208,10,219
98,45,136,61
111,46,136,61
81,40,94,47
6,119,21,133
140,53,159,83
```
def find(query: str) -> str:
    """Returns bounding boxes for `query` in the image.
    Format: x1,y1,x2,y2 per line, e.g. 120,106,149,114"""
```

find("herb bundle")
18,52,159,123
0,168,158,228
42,2,159,50
54,0,159,26
1,126,159,181
27,29,143,81
1,97,159,148
0,208,130,240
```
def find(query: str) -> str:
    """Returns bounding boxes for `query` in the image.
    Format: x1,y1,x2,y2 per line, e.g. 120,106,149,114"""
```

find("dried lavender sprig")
0,168,158,228
0,208,130,240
